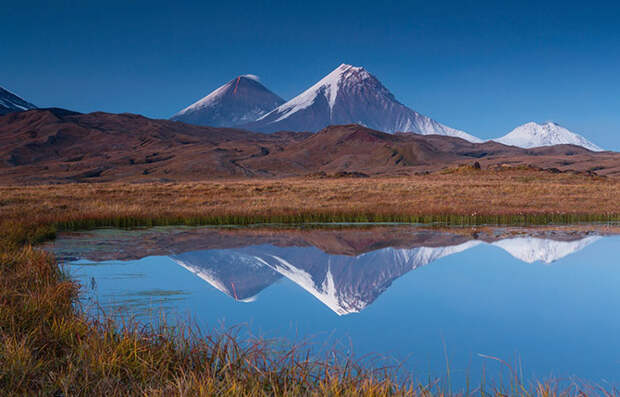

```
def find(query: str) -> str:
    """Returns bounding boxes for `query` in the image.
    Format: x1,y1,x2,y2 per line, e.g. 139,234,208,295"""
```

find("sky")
1,0,620,149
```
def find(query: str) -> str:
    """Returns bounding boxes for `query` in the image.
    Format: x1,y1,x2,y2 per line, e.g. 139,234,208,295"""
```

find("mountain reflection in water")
48,226,607,315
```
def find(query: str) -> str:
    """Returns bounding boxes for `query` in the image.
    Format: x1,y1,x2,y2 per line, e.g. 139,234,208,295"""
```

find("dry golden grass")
1,171,619,228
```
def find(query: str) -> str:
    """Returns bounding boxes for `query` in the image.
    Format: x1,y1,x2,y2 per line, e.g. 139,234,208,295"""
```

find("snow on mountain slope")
0,86,37,115
246,64,481,142
494,122,603,151
170,75,284,127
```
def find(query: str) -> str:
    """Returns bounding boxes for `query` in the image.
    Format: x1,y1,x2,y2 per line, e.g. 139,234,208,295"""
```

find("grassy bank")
1,173,619,395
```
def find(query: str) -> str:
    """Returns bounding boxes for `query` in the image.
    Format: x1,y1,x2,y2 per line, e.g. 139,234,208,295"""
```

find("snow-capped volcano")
494,122,603,151
0,86,37,115
246,64,481,142
170,75,284,127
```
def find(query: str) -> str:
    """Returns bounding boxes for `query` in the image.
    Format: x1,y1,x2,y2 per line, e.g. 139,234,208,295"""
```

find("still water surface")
47,225,620,386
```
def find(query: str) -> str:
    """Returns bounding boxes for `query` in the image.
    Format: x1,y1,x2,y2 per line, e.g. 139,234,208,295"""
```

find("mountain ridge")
167,65,606,151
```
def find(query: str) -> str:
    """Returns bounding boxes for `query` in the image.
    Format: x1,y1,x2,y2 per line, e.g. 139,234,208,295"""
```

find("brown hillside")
1,110,619,183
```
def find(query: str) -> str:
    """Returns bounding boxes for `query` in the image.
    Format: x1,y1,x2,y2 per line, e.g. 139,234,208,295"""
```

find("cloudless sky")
2,0,620,149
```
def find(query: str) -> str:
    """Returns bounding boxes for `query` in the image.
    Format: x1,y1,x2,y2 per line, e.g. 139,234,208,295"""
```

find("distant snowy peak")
0,86,37,115
170,75,284,127
248,64,481,142
495,122,603,151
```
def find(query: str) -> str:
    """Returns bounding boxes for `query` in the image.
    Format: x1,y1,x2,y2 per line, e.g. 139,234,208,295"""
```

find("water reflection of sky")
54,227,620,387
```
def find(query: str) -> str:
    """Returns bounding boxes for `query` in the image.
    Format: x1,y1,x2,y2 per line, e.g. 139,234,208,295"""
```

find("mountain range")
2,109,619,183
171,64,480,141
169,64,604,150
2,65,607,151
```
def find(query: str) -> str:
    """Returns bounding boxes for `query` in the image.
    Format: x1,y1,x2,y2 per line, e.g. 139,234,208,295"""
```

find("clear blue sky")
2,0,619,149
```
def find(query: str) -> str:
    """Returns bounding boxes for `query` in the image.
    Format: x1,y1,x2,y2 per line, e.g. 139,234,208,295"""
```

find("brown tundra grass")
1,172,619,395
1,171,619,227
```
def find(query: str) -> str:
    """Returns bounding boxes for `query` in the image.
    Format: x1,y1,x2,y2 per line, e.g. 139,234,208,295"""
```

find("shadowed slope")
0,109,308,183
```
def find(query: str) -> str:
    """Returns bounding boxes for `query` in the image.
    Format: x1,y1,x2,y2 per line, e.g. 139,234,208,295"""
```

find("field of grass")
1,171,619,230
1,172,619,395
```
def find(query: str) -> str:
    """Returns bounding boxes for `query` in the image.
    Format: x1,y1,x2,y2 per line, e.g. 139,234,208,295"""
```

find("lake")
46,224,620,388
